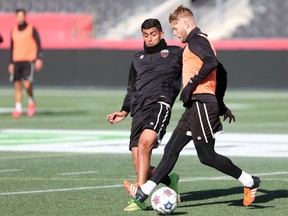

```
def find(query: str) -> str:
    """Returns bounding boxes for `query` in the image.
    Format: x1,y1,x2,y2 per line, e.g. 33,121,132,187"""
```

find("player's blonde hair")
169,5,194,24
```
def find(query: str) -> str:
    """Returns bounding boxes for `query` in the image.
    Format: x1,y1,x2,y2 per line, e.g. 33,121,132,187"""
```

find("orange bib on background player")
12,24,37,62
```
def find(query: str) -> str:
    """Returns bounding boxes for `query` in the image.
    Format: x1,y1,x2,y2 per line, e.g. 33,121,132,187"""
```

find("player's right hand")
107,111,127,124
8,63,14,74
223,108,235,123
180,79,195,106
35,59,43,71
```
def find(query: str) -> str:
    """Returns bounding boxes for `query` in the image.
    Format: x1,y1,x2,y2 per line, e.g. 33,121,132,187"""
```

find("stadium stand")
0,0,287,40
232,0,288,38
0,0,166,38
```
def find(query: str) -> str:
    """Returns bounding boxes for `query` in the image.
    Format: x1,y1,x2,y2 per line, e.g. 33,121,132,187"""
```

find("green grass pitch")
0,87,288,215
0,152,287,216
0,87,288,133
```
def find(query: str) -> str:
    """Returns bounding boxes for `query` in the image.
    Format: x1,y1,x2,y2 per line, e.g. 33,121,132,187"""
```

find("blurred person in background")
8,9,43,118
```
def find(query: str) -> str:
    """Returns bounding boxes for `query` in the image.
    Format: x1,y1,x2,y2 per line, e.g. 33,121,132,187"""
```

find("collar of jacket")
18,22,28,31
185,27,207,42
143,38,167,54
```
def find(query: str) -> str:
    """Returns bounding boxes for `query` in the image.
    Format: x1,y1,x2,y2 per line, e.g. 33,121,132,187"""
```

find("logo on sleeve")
160,49,169,58
140,54,144,59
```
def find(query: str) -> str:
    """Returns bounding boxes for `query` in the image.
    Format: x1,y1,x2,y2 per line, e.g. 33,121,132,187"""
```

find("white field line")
59,171,97,176
180,171,288,182
0,169,21,173
0,171,287,196
1,129,288,157
0,185,123,196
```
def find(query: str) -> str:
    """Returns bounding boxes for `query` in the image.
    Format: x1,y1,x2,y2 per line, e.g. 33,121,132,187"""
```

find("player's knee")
14,82,22,89
198,153,215,167
24,82,32,89
138,139,154,154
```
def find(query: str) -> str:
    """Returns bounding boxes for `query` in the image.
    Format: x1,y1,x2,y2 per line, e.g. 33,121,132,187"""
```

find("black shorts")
175,101,223,146
129,102,171,150
13,61,35,82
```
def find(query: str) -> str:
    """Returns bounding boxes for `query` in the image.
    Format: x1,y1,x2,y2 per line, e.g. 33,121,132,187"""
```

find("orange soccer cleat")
123,180,148,202
243,176,261,207
27,103,36,117
124,180,139,197
11,111,22,118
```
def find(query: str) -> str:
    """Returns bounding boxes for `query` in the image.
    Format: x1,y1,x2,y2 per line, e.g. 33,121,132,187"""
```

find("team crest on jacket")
161,49,169,58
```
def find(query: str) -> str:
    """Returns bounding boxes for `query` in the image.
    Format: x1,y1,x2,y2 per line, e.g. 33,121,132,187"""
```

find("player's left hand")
180,80,195,105
107,111,127,125
35,59,43,71
223,108,235,123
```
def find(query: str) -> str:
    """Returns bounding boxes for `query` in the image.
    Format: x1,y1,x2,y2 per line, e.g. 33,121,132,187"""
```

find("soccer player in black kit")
107,19,183,211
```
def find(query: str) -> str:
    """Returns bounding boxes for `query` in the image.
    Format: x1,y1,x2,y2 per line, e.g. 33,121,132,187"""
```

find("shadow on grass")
1,110,88,117
144,205,188,215
179,187,288,209
35,110,88,116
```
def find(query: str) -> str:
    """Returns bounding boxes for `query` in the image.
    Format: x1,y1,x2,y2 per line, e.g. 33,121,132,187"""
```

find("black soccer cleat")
124,180,149,202
135,187,149,203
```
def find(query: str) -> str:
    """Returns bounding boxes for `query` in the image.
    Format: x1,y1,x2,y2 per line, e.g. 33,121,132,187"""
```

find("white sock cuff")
238,171,253,187
141,180,157,195
28,97,35,104
15,102,22,112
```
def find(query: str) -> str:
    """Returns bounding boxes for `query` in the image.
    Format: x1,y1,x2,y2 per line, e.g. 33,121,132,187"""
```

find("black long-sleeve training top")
121,39,183,116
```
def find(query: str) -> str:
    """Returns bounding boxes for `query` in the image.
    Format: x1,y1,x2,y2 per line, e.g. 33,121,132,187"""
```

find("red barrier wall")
0,13,93,48
1,13,288,50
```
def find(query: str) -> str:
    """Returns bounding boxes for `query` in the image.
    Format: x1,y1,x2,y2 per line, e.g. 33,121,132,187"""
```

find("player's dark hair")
141,19,163,32
15,8,27,15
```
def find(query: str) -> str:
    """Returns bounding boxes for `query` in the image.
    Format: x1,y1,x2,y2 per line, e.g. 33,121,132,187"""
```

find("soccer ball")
151,187,178,214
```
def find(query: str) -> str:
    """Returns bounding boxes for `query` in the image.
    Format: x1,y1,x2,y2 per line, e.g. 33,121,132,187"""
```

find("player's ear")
160,31,164,39
184,20,189,29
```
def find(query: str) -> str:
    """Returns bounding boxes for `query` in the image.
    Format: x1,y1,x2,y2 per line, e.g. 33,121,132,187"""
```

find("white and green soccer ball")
151,187,178,214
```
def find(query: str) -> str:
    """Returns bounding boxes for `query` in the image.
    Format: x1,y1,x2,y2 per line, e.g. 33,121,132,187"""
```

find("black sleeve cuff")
121,106,130,115
218,101,227,116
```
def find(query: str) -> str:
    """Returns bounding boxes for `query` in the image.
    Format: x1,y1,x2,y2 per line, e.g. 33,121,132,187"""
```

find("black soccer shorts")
13,61,35,82
175,101,223,146
129,102,171,150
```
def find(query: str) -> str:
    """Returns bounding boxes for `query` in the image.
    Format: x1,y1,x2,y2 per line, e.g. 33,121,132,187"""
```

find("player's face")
171,21,187,43
16,11,26,25
142,27,164,47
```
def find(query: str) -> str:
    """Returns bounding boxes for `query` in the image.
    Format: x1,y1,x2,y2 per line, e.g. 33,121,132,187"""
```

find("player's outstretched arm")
107,111,128,125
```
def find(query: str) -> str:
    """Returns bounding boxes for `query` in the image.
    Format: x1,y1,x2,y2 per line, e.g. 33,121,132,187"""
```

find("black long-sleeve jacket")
121,39,183,116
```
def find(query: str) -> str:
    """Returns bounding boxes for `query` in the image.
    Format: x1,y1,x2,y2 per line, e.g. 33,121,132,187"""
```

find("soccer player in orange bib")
124,5,260,207
8,9,43,118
